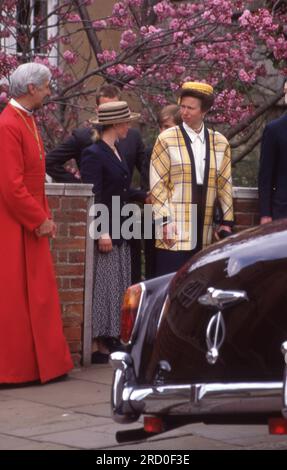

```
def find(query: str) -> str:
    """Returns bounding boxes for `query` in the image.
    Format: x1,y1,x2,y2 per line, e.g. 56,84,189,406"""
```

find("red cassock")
0,104,73,383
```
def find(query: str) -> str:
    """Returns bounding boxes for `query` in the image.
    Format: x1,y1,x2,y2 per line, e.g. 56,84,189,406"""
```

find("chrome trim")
198,287,248,310
122,282,146,347
200,288,248,366
157,295,170,331
110,351,133,370
110,351,283,422
110,351,140,423
129,382,282,416
281,341,287,418
206,311,226,365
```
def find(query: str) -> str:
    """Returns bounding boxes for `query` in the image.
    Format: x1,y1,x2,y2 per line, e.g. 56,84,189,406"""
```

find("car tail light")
268,417,287,435
120,283,143,344
144,416,164,434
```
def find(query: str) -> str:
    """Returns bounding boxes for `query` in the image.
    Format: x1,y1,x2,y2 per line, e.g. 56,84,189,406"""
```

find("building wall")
60,1,122,124
47,184,259,366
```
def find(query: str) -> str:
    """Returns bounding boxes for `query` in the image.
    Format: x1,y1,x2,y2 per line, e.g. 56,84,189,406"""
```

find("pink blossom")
169,19,180,30
153,1,175,20
120,29,137,49
125,65,135,74
112,2,127,18
267,35,287,60
66,13,81,23
238,69,254,83
140,25,162,39
63,50,78,65
238,9,251,27
239,9,278,33
201,1,233,24
173,31,184,41
97,50,117,64
92,20,107,31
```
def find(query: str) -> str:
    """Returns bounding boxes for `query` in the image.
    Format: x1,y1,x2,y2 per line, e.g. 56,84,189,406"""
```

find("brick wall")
46,183,94,368
46,184,259,367
233,187,259,231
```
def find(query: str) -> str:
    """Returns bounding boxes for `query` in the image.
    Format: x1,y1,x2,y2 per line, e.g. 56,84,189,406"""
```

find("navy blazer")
46,126,148,189
80,140,146,245
258,114,287,218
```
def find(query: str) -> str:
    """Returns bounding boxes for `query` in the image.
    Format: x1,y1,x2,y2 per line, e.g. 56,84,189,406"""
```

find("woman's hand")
98,233,113,253
214,224,232,241
162,222,178,247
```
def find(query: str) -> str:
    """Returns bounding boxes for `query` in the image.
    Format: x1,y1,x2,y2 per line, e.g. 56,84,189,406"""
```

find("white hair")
9,62,52,98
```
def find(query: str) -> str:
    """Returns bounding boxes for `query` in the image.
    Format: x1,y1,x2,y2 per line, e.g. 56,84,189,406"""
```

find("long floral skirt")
92,241,131,339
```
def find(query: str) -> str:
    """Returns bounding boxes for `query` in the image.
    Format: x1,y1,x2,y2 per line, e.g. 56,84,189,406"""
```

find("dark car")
110,220,287,442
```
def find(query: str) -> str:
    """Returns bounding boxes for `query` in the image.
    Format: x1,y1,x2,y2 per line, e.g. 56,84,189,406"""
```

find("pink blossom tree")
0,0,286,162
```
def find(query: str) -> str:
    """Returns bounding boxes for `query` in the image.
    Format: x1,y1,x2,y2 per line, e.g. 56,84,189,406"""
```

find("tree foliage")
0,0,286,160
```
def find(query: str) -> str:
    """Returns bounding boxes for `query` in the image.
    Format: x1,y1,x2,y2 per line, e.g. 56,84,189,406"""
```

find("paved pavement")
0,364,286,450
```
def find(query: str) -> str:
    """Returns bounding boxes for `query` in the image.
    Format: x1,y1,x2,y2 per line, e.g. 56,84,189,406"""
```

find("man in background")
46,84,148,189
258,80,287,224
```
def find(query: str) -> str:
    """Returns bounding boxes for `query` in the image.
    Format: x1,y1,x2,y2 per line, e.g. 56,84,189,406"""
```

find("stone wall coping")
232,186,258,199
45,183,258,200
45,183,93,196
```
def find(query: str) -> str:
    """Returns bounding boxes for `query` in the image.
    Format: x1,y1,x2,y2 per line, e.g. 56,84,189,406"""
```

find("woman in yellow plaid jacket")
150,82,234,277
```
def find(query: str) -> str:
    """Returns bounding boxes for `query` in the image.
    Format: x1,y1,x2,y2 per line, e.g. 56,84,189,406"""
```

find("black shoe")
91,351,109,364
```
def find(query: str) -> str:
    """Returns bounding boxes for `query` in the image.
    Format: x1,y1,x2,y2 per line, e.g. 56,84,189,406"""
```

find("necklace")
11,105,43,160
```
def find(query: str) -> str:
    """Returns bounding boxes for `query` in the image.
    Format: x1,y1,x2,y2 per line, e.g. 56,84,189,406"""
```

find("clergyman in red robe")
0,62,73,383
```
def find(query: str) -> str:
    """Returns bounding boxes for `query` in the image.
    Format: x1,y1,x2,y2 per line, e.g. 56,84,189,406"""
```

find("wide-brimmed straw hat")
90,101,140,125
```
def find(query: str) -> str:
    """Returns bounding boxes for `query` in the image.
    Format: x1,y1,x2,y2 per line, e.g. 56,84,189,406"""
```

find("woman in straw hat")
150,81,234,277
81,101,146,363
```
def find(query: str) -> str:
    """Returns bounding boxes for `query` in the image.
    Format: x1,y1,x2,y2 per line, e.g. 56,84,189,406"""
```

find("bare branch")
232,135,262,164
226,90,284,140
72,0,103,62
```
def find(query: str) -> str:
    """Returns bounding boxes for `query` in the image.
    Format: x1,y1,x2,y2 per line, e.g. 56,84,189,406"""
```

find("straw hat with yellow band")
178,81,215,110
181,81,214,96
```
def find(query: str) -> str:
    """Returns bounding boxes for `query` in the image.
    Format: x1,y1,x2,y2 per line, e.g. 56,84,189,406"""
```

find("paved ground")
0,364,286,450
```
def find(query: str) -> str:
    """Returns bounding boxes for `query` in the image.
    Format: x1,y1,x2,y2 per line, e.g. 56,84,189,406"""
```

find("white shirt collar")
183,122,205,143
9,98,33,116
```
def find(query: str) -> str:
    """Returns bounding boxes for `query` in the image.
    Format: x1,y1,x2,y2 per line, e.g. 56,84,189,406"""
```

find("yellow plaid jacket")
150,125,234,251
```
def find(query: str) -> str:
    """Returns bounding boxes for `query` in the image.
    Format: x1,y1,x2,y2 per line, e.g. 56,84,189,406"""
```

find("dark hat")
90,101,140,125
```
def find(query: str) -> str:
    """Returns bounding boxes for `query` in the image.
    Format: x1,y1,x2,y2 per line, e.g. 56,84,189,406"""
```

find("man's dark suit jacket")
80,140,145,246
258,114,287,219
46,126,148,190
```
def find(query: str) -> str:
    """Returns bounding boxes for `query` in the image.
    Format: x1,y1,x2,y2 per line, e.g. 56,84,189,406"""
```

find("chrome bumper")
281,342,287,418
110,352,283,424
